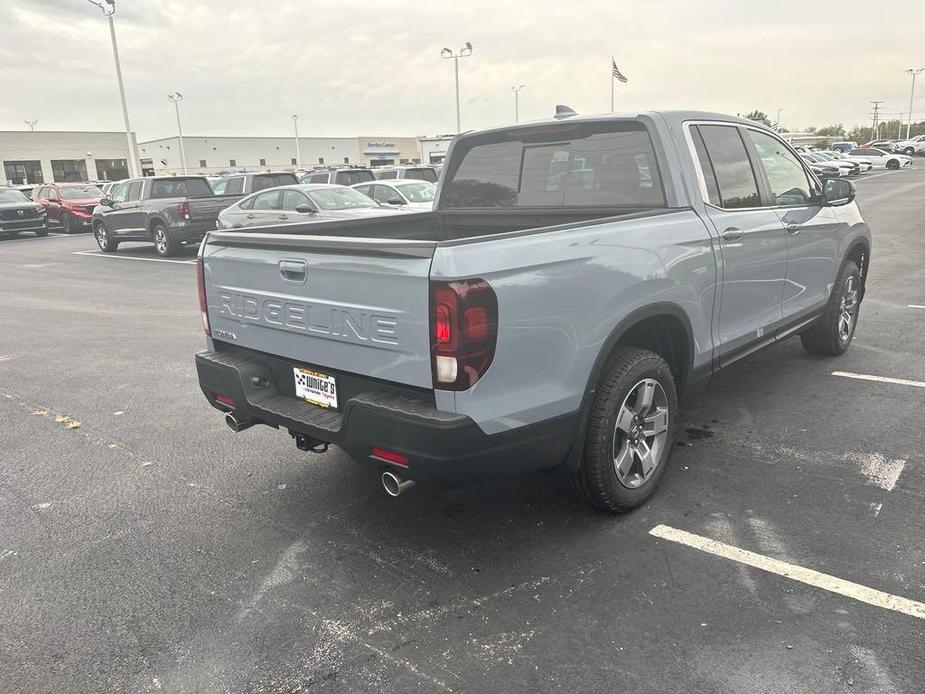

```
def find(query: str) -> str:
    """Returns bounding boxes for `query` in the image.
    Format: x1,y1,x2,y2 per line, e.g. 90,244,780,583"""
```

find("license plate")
293,367,338,409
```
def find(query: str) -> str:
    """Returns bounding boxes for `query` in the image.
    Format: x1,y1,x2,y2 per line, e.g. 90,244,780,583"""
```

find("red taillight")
371,447,409,467
430,278,498,391
215,394,235,408
178,200,190,219
197,257,211,336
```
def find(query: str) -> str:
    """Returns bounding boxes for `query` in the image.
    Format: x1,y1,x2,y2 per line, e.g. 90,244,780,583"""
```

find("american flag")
612,59,628,83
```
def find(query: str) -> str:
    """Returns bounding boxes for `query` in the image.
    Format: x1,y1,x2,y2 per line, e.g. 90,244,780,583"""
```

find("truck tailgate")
189,195,241,221
202,232,437,389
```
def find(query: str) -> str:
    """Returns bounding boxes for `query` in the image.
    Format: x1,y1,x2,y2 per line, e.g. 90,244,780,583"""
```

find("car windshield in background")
307,187,378,210
394,181,436,202
333,170,375,186
0,189,29,203
59,186,103,199
404,168,438,183
150,178,214,198
442,120,666,208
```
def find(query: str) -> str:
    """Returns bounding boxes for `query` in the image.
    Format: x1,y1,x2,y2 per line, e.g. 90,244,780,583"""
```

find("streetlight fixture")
511,85,526,123
440,42,473,133
167,93,187,174
86,0,138,178
292,114,301,169
905,68,924,140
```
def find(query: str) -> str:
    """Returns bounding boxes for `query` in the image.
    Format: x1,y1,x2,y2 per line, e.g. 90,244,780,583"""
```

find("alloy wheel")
838,275,859,343
95,225,108,249
154,228,167,255
612,378,669,489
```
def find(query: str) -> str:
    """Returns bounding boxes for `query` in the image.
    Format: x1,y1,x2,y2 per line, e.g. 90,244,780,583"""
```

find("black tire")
886,159,900,170
800,260,861,356
903,147,914,155
569,347,678,513
35,226,48,238
61,213,72,234
152,223,178,257
94,222,118,253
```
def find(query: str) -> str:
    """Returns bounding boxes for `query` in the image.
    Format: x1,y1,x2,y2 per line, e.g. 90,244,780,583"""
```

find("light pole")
905,68,924,140
440,42,473,133
512,85,526,123
87,0,138,178
775,108,783,132
167,93,187,174
292,114,301,168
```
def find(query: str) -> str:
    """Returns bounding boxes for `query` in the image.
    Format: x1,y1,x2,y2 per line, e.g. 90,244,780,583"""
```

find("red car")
32,182,104,234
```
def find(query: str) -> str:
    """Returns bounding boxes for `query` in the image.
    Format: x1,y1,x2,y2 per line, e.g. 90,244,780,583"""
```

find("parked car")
372,165,439,183
818,151,874,172
891,134,925,156
299,166,376,186
799,154,847,178
0,187,47,237
829,141,858,153
807,163,843,180
32,182,103,234
92,176,244,256
216,184,404,229
804,151,866,174
847,147,912,169
860,139,896,152
351,180,437,210
210,171,299,196
194,109,871,512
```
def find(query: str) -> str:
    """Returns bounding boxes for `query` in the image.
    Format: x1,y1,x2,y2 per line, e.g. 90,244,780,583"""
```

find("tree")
815,125,845,137
743,110,772,127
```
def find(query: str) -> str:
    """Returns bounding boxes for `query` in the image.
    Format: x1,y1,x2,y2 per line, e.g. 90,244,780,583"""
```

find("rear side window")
442,121,666,208
211,179,228,194
405,168,438,183
150,178,213,198
695,125,761,209
251,175,274,192
126,181,144,202
224,177,245,195
308,173,329,184
335,170,374,186
376,170,398,180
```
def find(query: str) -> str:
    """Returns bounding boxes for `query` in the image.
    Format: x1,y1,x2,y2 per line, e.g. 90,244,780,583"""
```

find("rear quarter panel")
432,210,718,434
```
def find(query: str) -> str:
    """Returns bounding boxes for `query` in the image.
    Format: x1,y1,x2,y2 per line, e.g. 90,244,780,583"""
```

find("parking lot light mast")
512,85,526,123
167,93,187,174
292,114,301,168
441,42,473,133
87,0,138,178
905,68,924,140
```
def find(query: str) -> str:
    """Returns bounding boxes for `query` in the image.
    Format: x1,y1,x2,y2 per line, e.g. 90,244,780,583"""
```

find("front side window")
306,187,378,210
443,121,666,208
252,190,281,210
110,182,130,204
353,184,373,197
280,189,309,210
746,130,815,206
372,185,399,204
695,125,761,209
394,181,436,202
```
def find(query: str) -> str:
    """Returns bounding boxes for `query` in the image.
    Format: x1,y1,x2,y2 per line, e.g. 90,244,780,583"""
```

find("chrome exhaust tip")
225,412,254,433
381,470,416,497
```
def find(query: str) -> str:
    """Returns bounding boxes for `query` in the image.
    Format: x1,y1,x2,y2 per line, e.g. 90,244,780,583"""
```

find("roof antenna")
554,105,577,119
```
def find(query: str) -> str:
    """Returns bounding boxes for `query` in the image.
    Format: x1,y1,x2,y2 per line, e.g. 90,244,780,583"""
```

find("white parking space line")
72,250,196,265
908,305,925,310
853,170,909,182
832,371,925,389
649,525,925,620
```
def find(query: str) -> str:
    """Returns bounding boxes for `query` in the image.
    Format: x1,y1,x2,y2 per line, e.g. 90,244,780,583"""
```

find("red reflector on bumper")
371,447,409,467
215,394,236,408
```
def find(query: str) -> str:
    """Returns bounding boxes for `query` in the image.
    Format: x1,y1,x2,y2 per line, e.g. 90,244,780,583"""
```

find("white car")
351,179,437,210
800,153,856,176
891,135,925,156
847,148,913,170
813,151,873,173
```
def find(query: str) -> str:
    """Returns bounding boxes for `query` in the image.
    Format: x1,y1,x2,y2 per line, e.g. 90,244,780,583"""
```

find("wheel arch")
844,237,870,300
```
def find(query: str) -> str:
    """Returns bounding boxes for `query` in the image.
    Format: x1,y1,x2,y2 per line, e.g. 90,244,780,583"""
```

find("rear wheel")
569,347,677,513
94,222,118,252
152,223,178,257
903,147,914,155
800,260,861,356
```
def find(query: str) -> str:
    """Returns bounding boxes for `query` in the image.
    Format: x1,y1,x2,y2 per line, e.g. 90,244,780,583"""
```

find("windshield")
59,186,103,199
0,189,29,204
394,181,436,202
307,187,378,210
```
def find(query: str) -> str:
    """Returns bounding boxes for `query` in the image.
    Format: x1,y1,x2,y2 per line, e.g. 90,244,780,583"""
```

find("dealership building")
1,130,139,185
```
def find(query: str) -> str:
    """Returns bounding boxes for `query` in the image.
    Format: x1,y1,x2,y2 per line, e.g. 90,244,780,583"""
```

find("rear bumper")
172,221,212,242
196,348,577,486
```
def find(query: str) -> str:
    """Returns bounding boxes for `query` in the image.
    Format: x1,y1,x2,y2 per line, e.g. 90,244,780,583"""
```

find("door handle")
246,213,256,219
279,258,307,283
786,224,802,235
722,227,743,242
278,214,289,220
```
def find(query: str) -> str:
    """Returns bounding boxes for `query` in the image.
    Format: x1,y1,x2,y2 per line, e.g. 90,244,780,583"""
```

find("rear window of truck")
150,178,214,198
442,121,666,208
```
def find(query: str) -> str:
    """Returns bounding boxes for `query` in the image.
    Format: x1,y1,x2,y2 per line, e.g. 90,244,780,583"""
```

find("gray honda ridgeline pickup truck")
195,110,870,512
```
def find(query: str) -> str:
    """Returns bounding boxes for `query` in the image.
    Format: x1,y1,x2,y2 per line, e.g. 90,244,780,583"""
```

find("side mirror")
99,197,111,207
386,198,406,206
823,178,855,206
294,203,318,214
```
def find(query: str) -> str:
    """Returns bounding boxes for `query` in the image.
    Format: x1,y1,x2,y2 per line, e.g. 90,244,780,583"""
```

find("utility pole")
905,68,924,140
23,119,38,131
167,93,187,174
292,115,301,168
511,85,526,122
775,108,783,132
440,42,473,133
870,100,883,141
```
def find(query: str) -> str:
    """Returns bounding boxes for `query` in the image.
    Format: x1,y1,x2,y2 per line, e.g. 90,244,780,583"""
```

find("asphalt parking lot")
2,168,924,693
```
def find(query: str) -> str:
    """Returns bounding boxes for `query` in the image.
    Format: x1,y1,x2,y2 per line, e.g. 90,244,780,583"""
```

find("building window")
51,159,89,182
3,160,44,184
344,157,350,164
199,159,207,168
318,157,325,164
290,158,297,165
229,159,236,167
95,158,129,182
259,158,266,166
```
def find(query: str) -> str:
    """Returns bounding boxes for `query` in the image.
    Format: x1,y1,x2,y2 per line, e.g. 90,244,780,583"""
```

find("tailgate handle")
279,258,307,283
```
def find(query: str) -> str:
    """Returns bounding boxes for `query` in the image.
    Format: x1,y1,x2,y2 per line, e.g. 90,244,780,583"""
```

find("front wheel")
61,213,72,234
569,347,677,513
903,147,914,155
35,226,48,238
94,222,118,253
887,159,900,170
800,260,861,356
152,224,178,257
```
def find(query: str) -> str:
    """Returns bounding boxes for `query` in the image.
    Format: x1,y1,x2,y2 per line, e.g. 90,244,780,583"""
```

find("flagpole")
610,56,614,112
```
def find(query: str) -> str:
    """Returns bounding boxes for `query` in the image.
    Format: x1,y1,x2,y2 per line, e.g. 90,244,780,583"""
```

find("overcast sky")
1,0,923,140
